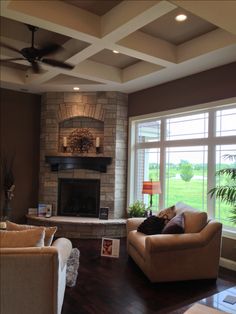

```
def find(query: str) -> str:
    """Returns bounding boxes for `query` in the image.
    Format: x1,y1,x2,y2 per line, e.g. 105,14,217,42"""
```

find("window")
129,99,236,232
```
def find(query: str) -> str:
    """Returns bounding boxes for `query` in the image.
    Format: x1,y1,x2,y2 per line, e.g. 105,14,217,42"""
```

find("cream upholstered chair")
0,233,72,314
127,204,222,283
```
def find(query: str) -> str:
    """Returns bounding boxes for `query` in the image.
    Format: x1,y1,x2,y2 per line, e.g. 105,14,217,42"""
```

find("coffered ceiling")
0,0,236,94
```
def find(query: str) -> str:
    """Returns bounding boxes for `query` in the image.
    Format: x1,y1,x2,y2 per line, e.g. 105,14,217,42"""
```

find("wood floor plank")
62,238,236,314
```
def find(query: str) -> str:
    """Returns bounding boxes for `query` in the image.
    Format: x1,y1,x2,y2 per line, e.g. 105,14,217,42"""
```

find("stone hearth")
39,92,128,219
27,215,126,239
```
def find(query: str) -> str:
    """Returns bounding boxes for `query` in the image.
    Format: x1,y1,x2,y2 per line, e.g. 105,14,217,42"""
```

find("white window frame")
127,97,236,238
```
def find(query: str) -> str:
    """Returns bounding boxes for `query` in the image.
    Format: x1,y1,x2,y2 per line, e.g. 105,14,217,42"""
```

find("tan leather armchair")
127,210,222,283
0,237,72,314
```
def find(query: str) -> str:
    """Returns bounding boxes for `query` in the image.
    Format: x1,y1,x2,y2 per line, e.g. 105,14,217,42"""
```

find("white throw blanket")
66,248,80,287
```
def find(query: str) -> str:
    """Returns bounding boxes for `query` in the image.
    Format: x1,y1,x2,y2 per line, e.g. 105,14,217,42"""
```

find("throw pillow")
0,228,45,248
175,202,198,215
157,205,176,223
137,216,166,235
184,211,208,233
6,221,57,246
162,213,185,234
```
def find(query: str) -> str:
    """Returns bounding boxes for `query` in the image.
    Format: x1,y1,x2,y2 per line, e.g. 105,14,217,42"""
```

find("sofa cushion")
157,205,176,223
138,216,166,235
0,228,45,248
184,211,208,233
162,213,185,234
6,221,57,246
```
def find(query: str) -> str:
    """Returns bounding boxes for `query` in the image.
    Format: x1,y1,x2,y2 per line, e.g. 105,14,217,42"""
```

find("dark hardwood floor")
62,238,236,314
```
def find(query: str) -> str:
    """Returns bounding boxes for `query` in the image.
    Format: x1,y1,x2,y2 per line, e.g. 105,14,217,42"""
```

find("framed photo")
38,203,52,217
38,203,47,217
99,207,109,220
101,237,120,258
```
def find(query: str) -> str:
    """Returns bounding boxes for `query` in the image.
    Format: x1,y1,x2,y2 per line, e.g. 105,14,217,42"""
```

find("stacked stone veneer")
39,92,128,218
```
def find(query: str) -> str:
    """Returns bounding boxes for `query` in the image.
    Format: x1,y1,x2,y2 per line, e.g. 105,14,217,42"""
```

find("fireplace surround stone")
39,92,128,219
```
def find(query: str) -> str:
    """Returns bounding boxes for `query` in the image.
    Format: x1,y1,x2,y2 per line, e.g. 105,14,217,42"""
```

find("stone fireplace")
39,92,128,219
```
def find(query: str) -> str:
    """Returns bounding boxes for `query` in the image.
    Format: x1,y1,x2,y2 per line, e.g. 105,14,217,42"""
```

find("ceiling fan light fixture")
175,14,187,22
73,87,80,91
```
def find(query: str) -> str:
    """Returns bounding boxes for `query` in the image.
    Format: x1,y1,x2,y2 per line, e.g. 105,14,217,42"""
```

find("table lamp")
142,180,161,215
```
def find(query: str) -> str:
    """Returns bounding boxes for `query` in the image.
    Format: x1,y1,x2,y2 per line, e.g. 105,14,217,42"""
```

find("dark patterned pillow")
137,216,166,235
162,213,185,234
157,205,176,224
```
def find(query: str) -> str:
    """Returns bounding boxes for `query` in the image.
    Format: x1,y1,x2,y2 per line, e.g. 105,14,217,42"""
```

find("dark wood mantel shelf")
45,155,112,173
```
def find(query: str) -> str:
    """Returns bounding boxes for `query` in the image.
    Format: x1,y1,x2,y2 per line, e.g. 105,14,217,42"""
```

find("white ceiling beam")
24,60,122,86
171,0,236,35
122,61,163,82
178,29,236,63
117,30,177,65
74,60,122,84
101,0,176,42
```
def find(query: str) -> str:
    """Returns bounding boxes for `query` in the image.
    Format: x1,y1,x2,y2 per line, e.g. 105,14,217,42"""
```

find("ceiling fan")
0,24,74,73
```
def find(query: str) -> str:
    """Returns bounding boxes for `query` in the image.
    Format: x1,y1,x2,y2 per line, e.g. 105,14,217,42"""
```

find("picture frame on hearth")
101,238,120,258
38,203,47,217
38,203,52,217
99,207,109,220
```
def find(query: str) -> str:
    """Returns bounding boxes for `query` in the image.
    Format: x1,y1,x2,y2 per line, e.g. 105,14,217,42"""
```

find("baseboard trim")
220,257,236,271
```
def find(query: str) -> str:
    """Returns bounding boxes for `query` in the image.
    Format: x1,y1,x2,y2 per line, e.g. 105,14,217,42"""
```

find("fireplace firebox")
58,178,100,217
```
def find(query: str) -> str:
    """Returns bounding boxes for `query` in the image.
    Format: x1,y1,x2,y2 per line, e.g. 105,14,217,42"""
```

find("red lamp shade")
142,181,161,195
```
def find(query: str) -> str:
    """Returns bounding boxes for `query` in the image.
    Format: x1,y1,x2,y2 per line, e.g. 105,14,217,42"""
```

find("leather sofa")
127,204,222,282
0,237,72,314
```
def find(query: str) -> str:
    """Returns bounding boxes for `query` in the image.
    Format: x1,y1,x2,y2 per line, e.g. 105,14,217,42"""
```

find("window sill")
222,228,236,240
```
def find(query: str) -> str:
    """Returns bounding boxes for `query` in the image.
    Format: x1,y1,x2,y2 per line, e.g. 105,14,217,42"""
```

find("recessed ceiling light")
73,87,80,91
175,14,187,22
113,50,119,54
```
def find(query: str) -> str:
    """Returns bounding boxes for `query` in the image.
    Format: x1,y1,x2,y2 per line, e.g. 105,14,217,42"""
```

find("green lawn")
149,173,234,228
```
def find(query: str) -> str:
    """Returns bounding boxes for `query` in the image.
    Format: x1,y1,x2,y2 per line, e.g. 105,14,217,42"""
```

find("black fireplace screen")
58,179,100,217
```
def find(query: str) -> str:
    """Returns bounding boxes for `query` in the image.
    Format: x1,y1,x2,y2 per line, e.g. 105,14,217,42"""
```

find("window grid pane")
136,148,160,210
215,145,236,227
166,113,208,140
165,146,208,210
216,108,236,137
137,120,161,143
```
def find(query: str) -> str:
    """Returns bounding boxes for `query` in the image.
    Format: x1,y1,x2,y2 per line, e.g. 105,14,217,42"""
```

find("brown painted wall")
128,62,236,117
0,88,41,223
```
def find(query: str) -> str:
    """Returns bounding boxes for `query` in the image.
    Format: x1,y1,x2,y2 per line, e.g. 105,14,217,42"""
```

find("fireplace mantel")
45,155,112,172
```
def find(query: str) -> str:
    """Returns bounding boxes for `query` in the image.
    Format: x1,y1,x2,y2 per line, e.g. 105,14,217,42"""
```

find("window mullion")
207,109,216,219
159,117,166,210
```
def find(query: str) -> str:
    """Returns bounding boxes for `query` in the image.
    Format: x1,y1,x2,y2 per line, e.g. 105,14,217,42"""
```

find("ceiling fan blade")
0,42,21,54
37,43,62,58
31,61,41,73
41,58,74,69
0,58,25,62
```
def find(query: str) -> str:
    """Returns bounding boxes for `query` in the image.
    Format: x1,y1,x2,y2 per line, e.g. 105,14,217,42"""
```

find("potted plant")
127,200,147,217
208,154,236,224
